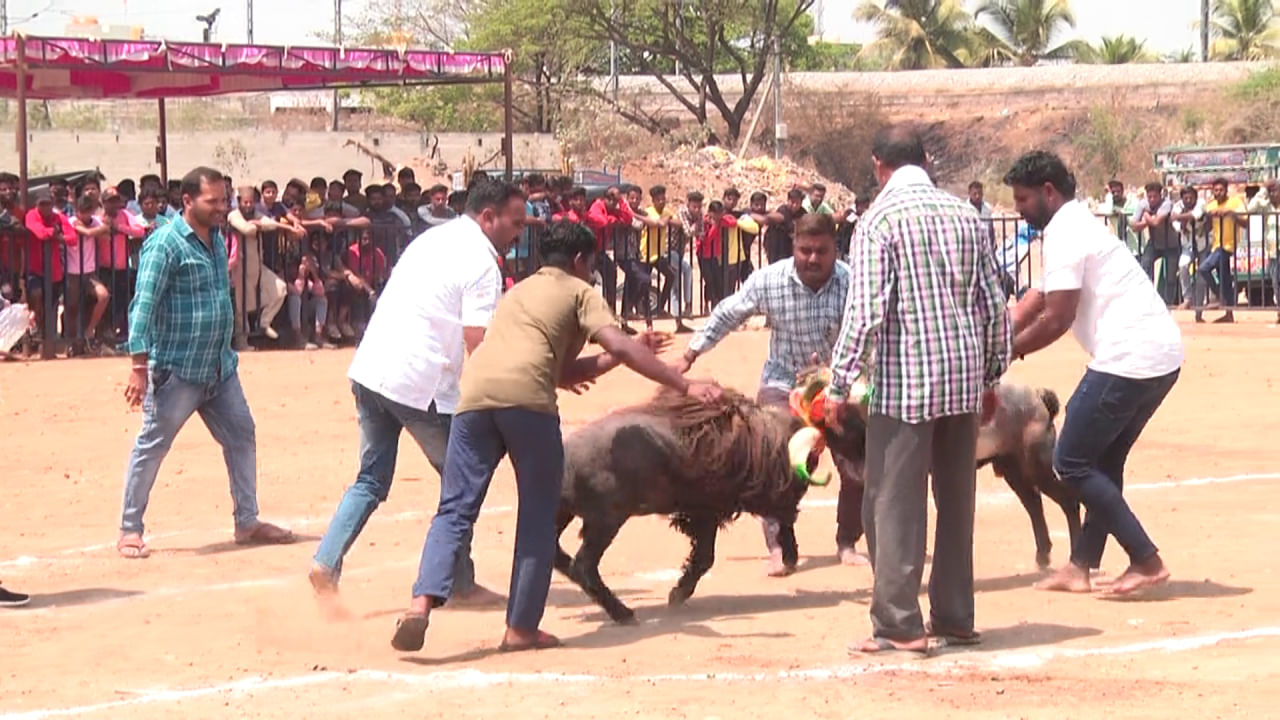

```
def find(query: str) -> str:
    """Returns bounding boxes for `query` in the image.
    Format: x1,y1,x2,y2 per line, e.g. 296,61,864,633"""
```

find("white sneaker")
264,326,279,341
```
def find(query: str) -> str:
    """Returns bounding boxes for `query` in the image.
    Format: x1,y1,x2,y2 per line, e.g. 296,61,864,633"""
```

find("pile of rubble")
626,145,856,209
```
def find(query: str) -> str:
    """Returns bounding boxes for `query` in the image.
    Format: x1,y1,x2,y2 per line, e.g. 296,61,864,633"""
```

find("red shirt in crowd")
585,197,635,253
346,242,388,285
23,207,73,282
697,213,736,259
96,208,145,270
553,208,584,224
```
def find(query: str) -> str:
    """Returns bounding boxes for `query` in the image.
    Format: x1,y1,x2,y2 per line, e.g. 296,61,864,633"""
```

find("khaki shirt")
456,266,617,416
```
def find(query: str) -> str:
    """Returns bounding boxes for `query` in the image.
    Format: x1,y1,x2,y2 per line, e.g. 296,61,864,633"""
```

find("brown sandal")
499,630,562,653
117,534,151,559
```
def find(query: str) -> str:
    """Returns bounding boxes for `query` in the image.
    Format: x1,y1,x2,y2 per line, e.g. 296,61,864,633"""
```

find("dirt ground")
2,312,1279,719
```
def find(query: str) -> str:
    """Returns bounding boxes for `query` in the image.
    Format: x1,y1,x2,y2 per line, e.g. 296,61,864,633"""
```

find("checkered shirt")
126,214,238,383
690,258,850,391
829,169,1010,422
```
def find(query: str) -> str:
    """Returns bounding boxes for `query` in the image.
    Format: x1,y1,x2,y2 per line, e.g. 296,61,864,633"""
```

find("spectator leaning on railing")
1198,177,1244,325
1246,179,1280,324
1129,182,1179,305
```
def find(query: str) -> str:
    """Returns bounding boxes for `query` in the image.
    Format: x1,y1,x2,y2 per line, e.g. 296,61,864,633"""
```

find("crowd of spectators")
2,162,1276,360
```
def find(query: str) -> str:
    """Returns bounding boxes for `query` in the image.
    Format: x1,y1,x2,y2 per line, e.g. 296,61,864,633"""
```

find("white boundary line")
2,625,1277,720
4,471,1279,569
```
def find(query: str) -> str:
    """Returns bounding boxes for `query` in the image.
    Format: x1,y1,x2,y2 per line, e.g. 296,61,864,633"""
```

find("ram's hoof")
1036,552,1052,570
667,586,693,606
611,608,637,625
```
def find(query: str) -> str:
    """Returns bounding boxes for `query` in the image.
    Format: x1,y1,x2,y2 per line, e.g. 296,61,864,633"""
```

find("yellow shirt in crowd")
641,205,677,263
1205,195,1246,253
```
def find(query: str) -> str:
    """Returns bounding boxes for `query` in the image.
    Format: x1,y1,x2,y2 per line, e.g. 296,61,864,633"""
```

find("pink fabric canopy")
0,35,508,99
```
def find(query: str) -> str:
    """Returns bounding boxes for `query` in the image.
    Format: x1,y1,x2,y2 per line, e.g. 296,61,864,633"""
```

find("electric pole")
1,0,8,36
332,0,342,132
1201,0,1210,62
246,0,254,43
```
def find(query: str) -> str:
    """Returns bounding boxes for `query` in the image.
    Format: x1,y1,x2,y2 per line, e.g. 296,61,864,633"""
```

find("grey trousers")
864,412,978,642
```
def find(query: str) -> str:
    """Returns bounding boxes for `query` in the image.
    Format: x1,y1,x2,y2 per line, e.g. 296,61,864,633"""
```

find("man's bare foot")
1035,563,1092,593
838,547,869,566
766,550,796,577
116,533,150,559
1105,556,1170,597
851,635,930,656
446,584,506,608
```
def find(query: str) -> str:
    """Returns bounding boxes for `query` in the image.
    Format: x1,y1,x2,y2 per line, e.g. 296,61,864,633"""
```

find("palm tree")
972,0,1089,66
855,0,975,70
1164,47,1199,63
1209,0,1280,60
1082,34,1155,64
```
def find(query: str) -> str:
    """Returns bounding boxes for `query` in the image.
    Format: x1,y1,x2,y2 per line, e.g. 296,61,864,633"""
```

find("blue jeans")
121,369,258,534
1196,248,1235,307
1054,369,1179,569
312,383,475,592
413,407,564,632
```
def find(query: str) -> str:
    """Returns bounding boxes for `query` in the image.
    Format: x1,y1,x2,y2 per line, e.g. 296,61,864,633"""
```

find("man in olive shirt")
391,221,721,654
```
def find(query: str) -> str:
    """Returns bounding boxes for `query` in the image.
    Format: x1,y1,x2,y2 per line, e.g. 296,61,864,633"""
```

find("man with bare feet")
309,180,526,611
1004,152,1182,597
118,167,294,559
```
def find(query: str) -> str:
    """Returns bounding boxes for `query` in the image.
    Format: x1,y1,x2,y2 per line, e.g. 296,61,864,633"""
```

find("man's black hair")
569,186,587,199
1001,151,1077,200
1143,181,1164,194
650,184,667,198
1108,179,1124,189
540,219,596,267
871,123,927,170
140,173,162,186
364,184,385,198
749,190,767,204
397,167,415,180
49,176,67,188
180,166,225,203
1180,186,1198,198
810,183,826,193
968,180,984,191
707,200,725,214
310,176,327,190
428,184,449,196
787,188,805,202
723,186,741,199
75,193,99,212
526,172,546,187
140,187,167,203
402,181,421,194
1212,176,1229,189
465,180,525,215
261,179,279,191
686,190,704,203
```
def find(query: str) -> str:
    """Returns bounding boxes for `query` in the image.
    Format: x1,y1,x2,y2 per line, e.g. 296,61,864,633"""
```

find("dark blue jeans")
313,383,474,593
1196,248,1235,307
413,407,564,632
1054,368,1179,569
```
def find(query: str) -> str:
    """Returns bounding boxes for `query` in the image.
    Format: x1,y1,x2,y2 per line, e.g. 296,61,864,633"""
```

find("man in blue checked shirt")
677,212,865,577
117,166,295,560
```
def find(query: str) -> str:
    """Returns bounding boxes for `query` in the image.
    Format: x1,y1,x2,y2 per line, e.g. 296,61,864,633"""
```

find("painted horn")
788,426,832,487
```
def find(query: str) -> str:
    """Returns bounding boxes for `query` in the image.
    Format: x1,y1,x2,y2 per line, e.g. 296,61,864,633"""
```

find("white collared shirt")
347,215,502,413
1042,200,1183,380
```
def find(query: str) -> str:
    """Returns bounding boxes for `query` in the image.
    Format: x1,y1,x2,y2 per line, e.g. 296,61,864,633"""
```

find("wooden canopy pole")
157,98,169,184
503,50,514,182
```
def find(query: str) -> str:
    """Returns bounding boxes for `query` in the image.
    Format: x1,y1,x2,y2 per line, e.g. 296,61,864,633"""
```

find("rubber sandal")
391,614,429,652
499,630,562,653
848,636,931,658
926,623,982,646
116,535,151,559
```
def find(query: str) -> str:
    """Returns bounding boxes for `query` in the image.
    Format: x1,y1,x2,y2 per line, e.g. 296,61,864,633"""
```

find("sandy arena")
2,314,1279,719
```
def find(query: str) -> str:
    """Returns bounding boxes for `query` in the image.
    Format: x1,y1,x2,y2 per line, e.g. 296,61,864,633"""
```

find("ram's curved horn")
788,426,831,487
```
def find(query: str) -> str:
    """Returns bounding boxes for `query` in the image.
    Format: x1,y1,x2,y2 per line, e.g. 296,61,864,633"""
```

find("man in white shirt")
309,180,528,611
1171,186,1205,308
1003,151,1182,597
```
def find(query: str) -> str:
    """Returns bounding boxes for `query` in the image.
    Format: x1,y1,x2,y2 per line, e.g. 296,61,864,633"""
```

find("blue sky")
8,0,1207,56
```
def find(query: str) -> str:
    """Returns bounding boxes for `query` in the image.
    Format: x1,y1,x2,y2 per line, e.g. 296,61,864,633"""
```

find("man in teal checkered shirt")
116,166,294,559
827,124,1010,657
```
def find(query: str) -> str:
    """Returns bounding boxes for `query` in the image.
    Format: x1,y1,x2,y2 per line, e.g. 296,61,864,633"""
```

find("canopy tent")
0,34,515,196
0,34,514,359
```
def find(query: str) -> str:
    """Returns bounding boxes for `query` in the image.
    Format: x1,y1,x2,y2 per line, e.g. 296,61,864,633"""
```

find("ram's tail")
1038,388,1060,422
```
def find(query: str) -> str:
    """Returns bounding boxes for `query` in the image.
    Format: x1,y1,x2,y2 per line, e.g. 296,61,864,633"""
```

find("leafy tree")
973,0,1089,66
1209,0,1280,60
854,0,975,70
1081,34,1155,64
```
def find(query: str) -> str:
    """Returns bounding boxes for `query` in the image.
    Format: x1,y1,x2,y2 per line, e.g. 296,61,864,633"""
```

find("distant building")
64,16,146,40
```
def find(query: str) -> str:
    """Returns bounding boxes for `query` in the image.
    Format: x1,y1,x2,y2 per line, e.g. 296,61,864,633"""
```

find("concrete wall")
0,130,563,185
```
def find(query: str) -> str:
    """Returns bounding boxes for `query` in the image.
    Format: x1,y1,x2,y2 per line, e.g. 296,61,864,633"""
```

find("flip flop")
848,636,931,658
926,623,982,647
499,630,562,653
116,534,151,559
234,522,296,546
390,614,429,652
